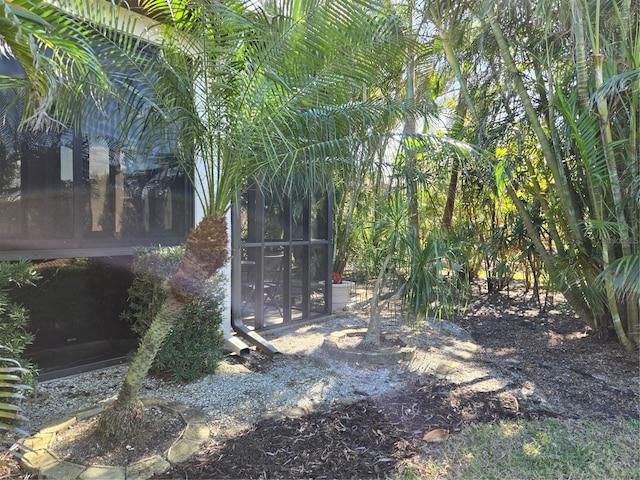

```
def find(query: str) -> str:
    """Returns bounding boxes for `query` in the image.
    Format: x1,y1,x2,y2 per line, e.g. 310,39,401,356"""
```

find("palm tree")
88,0,414,439
458,0,639,348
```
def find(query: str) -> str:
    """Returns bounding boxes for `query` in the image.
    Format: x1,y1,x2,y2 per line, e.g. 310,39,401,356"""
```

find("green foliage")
0,346,32,460
596,255,640,302
152,296,225,383
0,261,39,386
403,230,469,322
122,247,225,383
352,188,409,290
349,184,468,324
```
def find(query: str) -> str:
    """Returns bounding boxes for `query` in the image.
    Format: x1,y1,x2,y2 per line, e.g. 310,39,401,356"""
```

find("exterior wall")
2,3,333,370
0,6,193,261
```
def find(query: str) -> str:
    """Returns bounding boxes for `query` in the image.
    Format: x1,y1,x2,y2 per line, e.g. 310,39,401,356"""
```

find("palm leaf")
0,346,30,453
105,0,417,217
592,68,640,106
596,255,640,302
0,0,114,128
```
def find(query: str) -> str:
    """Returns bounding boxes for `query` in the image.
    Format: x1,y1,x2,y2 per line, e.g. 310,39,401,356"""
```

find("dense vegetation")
0,0,636,442
0,262,37,458
333,0,639,351
0,262,38,382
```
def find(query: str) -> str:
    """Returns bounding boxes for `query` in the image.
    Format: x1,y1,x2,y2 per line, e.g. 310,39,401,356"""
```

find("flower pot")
332,280,354,311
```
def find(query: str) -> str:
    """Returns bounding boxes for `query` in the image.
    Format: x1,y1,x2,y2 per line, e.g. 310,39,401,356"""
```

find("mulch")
156,378,548,479
3,287,638,480
155,288,639,479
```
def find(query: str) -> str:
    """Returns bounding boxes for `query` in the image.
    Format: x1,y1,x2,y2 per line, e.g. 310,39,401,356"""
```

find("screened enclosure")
231,183,333,329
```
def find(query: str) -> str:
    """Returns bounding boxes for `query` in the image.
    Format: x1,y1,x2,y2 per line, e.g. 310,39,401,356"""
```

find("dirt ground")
155,288,639,479
2,287,638,479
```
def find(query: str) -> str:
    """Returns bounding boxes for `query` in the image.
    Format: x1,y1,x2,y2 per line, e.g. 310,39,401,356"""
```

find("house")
0,1,332,379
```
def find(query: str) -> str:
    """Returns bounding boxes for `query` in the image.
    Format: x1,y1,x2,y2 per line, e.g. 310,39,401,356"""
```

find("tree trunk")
570,0,590,111
602,239,633,350
442,93,468,230
441,160,458,231
97,292,184,440
361,242,394,347
98,213,228,440
484,12,588,254
403,0,420,235
504,184,597,328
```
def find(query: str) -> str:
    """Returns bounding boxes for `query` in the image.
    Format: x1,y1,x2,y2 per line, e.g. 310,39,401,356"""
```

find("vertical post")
230,196,242,335
254,186,265,329
325,185,333,314
282,194,292,323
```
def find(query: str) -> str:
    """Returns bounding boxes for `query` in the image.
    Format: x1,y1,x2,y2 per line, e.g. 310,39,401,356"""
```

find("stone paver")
19,397,208,480
79,465,126,480
126,455,171,480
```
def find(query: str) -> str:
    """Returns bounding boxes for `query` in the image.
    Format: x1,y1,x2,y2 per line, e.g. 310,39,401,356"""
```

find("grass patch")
396,417,639,479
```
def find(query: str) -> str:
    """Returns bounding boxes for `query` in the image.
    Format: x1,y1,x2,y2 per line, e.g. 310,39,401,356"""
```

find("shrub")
0,261,39,385
0,347,31,459
122,246,225,383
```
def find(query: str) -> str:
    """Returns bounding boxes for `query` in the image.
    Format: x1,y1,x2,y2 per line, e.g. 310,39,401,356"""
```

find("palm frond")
0,346,31,456
596,255,640,302
104,0,417,217
591,67,640,106
0,0,114,129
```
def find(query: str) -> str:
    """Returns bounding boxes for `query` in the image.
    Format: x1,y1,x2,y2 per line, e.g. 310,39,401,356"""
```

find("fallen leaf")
422,429,449,442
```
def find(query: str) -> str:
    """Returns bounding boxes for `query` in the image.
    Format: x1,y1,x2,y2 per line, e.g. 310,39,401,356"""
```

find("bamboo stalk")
602,240,633,350
504,184,597,328
484,11,589,256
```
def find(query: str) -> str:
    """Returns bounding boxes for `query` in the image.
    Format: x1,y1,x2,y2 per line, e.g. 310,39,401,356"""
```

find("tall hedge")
122,246,225,383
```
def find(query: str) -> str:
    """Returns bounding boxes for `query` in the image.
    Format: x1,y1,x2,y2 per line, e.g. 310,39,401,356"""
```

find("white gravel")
23,315,410,436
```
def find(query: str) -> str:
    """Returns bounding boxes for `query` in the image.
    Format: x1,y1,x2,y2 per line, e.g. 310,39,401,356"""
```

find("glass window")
0,44,192,255
21,130,75,239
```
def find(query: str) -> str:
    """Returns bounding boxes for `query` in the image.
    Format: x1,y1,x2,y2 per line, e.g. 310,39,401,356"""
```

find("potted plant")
331,272,354,311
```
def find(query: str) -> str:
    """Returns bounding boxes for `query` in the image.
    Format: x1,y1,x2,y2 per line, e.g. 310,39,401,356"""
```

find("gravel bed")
22,315,410,436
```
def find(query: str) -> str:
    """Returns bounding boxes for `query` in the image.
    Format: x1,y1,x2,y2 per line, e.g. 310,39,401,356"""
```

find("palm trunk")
98,213,228,440
570,0,590,111
403,0,420,234
591,1,638,348
602,239,633,350
485,12,588,255
594,56,632,258
97,292,184,439
441,158,459,231
442,94,467,231
362,245,393,347
436,18,478,232
441,32,478,123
